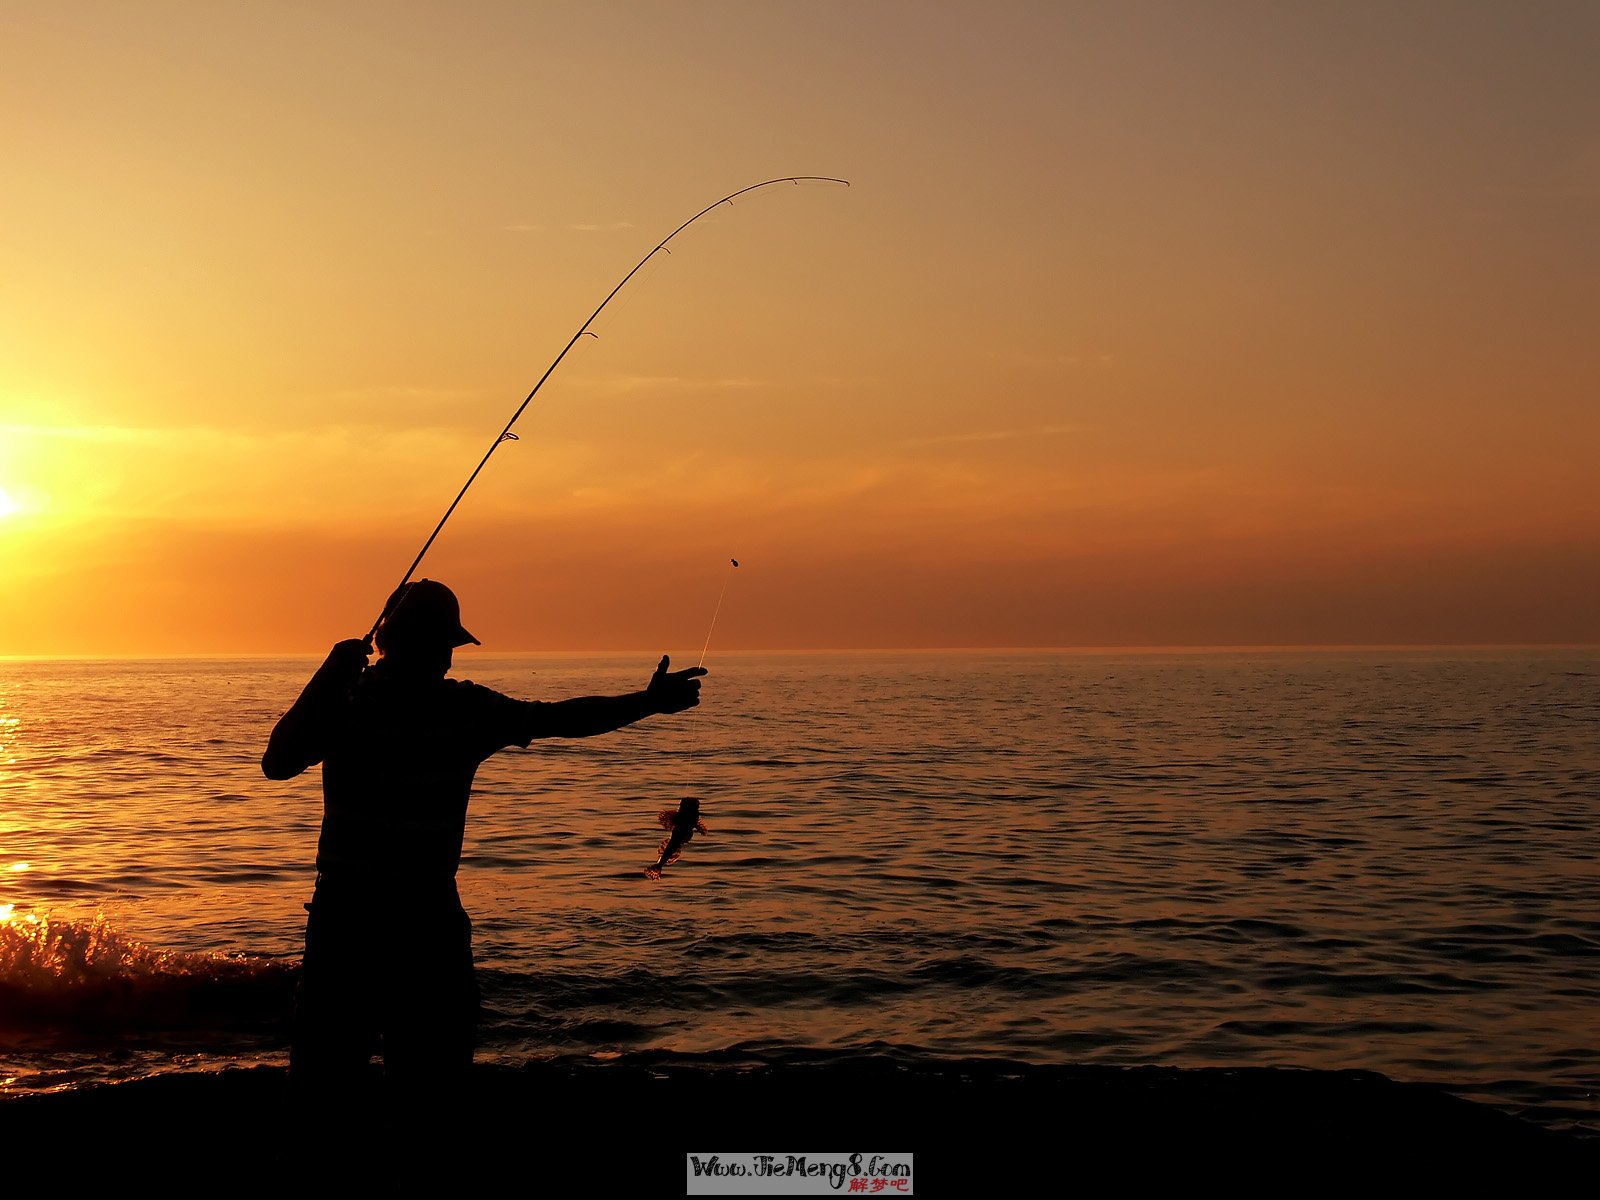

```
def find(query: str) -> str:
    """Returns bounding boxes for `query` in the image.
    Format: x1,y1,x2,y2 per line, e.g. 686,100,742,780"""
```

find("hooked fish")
645,796,707,880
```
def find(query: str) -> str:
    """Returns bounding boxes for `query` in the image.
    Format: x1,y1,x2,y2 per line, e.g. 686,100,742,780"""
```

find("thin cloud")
321,385,483,404
899,423,1080,449
986,349,1111,370
503,220,637,233
0,421,166,444
567,374,769,397
813,375,881,387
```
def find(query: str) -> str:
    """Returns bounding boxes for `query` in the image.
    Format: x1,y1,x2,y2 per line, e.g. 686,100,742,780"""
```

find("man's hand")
647,654,707,715
330,636,372,670
311,638,371,694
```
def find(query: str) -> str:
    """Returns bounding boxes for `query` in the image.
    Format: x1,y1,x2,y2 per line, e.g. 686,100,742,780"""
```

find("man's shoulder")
442,677,545,718
443,677,520,706
443,677,544,749
444,676,494,694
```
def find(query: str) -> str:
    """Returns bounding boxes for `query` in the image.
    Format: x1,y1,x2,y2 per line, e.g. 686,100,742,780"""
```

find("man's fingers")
650,655,706,711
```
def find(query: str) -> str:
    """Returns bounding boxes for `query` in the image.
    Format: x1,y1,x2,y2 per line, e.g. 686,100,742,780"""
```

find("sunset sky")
2,1,1596,655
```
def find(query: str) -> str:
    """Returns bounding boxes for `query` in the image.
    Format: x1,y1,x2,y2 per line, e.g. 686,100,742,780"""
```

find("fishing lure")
645,796,708,880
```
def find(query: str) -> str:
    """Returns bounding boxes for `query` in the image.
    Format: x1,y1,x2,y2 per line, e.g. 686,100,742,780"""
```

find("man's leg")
291,896,380,1093
382,903,479,1090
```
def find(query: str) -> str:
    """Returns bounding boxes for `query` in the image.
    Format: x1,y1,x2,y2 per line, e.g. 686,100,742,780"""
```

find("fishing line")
698,558,740,669
646,555,738,880
368,177,848,640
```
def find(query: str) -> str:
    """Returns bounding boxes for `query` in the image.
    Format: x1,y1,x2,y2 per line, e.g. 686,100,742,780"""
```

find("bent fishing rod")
367,176,849,641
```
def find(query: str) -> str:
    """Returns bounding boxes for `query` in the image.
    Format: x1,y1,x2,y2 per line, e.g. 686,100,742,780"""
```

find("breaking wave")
0,905,296,1035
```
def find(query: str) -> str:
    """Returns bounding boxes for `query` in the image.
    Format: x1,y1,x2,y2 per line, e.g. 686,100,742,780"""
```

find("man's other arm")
262,639,369,779
530,655,706,739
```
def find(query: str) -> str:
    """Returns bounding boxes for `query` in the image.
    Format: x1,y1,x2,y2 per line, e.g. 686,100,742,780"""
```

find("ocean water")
0,649,1595,1136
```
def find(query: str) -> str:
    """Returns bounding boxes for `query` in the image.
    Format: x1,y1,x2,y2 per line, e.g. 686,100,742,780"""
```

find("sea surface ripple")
0,650,1594,1135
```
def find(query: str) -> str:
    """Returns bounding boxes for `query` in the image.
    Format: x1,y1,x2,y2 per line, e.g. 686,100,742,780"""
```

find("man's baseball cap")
377,579,480,648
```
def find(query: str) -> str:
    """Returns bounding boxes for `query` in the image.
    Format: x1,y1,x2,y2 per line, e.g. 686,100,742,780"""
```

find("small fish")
645,796,707,880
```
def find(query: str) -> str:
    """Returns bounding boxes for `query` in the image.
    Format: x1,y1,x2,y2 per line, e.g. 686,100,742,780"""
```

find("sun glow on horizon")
1,5,1594,656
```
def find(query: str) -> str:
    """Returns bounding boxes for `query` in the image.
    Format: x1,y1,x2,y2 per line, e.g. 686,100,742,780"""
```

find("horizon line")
3,641,1597,663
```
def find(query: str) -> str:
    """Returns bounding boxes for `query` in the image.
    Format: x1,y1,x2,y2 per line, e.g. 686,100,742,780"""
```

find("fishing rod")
368,176,849,641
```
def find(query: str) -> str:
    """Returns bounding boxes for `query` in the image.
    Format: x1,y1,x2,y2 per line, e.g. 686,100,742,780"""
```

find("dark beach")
2,1055,1592,1191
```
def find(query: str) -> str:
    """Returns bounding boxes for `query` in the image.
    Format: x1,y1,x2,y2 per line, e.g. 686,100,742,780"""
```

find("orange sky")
2,2,1596,655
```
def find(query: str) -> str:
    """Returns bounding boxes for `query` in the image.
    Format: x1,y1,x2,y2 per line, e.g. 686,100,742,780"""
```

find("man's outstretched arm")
262,639,370,779
531,655,707,739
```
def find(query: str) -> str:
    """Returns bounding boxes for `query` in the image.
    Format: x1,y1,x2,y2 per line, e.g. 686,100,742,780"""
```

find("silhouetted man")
262,579,705,1096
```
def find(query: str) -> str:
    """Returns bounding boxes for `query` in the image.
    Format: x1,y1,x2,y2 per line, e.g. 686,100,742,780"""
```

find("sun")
0,488,19,518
